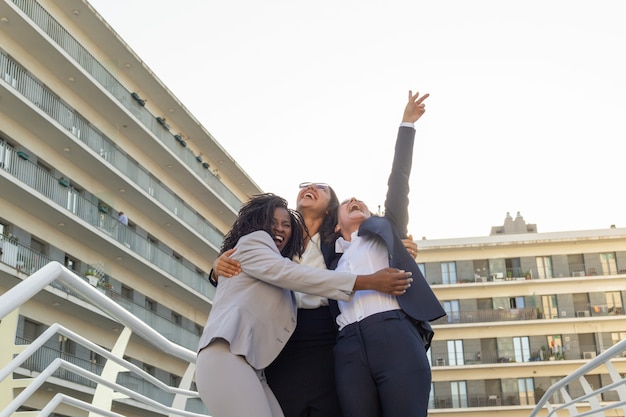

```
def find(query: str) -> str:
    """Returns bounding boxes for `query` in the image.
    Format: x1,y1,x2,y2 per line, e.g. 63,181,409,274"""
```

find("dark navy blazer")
330,126,446,349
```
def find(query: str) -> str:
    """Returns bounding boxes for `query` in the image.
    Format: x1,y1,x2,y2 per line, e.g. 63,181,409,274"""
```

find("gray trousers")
196,339,284,417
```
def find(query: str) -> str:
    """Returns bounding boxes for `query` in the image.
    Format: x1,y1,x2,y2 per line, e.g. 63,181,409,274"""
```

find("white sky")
88,0,626,239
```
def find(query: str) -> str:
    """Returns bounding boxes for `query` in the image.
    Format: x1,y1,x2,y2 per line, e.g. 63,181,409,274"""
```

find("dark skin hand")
354,268,412,296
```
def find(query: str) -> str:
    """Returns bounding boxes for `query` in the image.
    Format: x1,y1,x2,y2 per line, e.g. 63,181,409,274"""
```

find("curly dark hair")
318,185,342,246
221,193,305,259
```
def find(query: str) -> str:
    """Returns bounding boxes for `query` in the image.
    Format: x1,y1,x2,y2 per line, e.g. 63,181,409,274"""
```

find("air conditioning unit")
583,351,596,359
475,276,486,282
576,310,590,317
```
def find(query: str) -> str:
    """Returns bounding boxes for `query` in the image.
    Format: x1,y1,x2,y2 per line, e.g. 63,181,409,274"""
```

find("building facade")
422,212,626,417
0,0,261,415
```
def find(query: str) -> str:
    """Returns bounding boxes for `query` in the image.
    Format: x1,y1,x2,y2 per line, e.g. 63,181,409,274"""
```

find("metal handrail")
529,338,626,417
0,262,205,416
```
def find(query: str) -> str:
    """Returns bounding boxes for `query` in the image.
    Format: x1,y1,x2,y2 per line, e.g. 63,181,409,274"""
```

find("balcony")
433,307,540,325
0,149,215,300
0,238,203,350
5,0,245,211
0,49,226,254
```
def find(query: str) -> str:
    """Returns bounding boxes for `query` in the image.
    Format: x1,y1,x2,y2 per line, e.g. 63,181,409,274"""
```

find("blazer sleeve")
384,126,415,238
234,231,356,301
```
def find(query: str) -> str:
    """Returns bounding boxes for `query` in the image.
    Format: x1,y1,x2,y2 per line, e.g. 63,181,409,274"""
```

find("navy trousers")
265,306,342,417
334,310,431,417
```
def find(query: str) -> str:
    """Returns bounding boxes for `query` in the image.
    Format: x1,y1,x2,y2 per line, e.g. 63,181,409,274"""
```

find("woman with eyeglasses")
211,184,419,417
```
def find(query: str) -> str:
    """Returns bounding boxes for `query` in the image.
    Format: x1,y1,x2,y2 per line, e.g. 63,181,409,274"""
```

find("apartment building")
422,212,626,417
0,0,261,414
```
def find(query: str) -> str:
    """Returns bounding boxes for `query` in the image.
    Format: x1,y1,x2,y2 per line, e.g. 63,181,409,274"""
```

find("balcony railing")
0,236,202,350
8,0,243,210
431,392,539,409
432,266,626,285
0,48,225,253
433,307,540,324
433,305,624,326
0,147,215,300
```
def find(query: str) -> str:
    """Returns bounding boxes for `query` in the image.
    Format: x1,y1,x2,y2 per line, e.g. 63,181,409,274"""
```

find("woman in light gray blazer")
195,194,412,417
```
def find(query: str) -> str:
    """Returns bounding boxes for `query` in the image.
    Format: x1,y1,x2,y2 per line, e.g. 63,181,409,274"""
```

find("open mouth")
303,192,315,200
348,203,363,213
273,235,284,245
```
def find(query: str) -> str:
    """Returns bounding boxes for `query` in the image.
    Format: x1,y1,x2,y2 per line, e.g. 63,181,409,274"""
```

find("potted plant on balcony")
131,92,146,106
97,281,113,294
525,270,532,280
85,269,100,286
156,116,170,131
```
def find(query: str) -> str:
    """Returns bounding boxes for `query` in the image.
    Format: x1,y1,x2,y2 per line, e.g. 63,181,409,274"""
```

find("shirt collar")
335,231,359,253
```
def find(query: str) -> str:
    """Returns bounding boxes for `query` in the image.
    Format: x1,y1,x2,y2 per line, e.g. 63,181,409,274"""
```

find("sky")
88,0,626,239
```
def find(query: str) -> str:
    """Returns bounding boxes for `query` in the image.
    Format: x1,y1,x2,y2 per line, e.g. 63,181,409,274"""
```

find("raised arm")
384,90,429,238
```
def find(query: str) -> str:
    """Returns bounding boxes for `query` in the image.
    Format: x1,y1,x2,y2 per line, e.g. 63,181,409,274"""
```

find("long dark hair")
318,185,341,246
221,193,305,259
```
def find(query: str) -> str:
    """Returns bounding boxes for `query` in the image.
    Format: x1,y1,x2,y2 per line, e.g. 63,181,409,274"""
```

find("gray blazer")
197,230,357,369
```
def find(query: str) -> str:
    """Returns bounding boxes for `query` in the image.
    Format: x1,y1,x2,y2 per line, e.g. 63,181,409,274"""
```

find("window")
444,300,460,323
541,295,558,319
450,381,467,408
171,312,182,325
536,256,553,279
145,298,157,312
447,340,464,366
143,364,155,376
58,335,76,355
121,285,134,301
90,350,104,365
605,291,623,315
36,161,52,173
513,336,531,362
0,140,15,170
473,259,489,281
66,187,79,214
22,318,42,341
600,252,618,275
170,374,181,388
567,254,585,276
428,383,435,409
505,257,522,277
196,268,205,279
441,262,457,284
64,255,79,272
547,335,563,359
509,296,525,308
417,263,426,278
611,332,626,345
31,238,46,255
147,235,158,262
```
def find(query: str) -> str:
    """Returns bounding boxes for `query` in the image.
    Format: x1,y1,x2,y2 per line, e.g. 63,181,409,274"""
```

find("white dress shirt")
293,233,329,309
334,231,401,330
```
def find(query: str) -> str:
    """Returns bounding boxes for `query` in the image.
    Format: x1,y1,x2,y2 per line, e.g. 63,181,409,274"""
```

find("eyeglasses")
299,182,330,191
